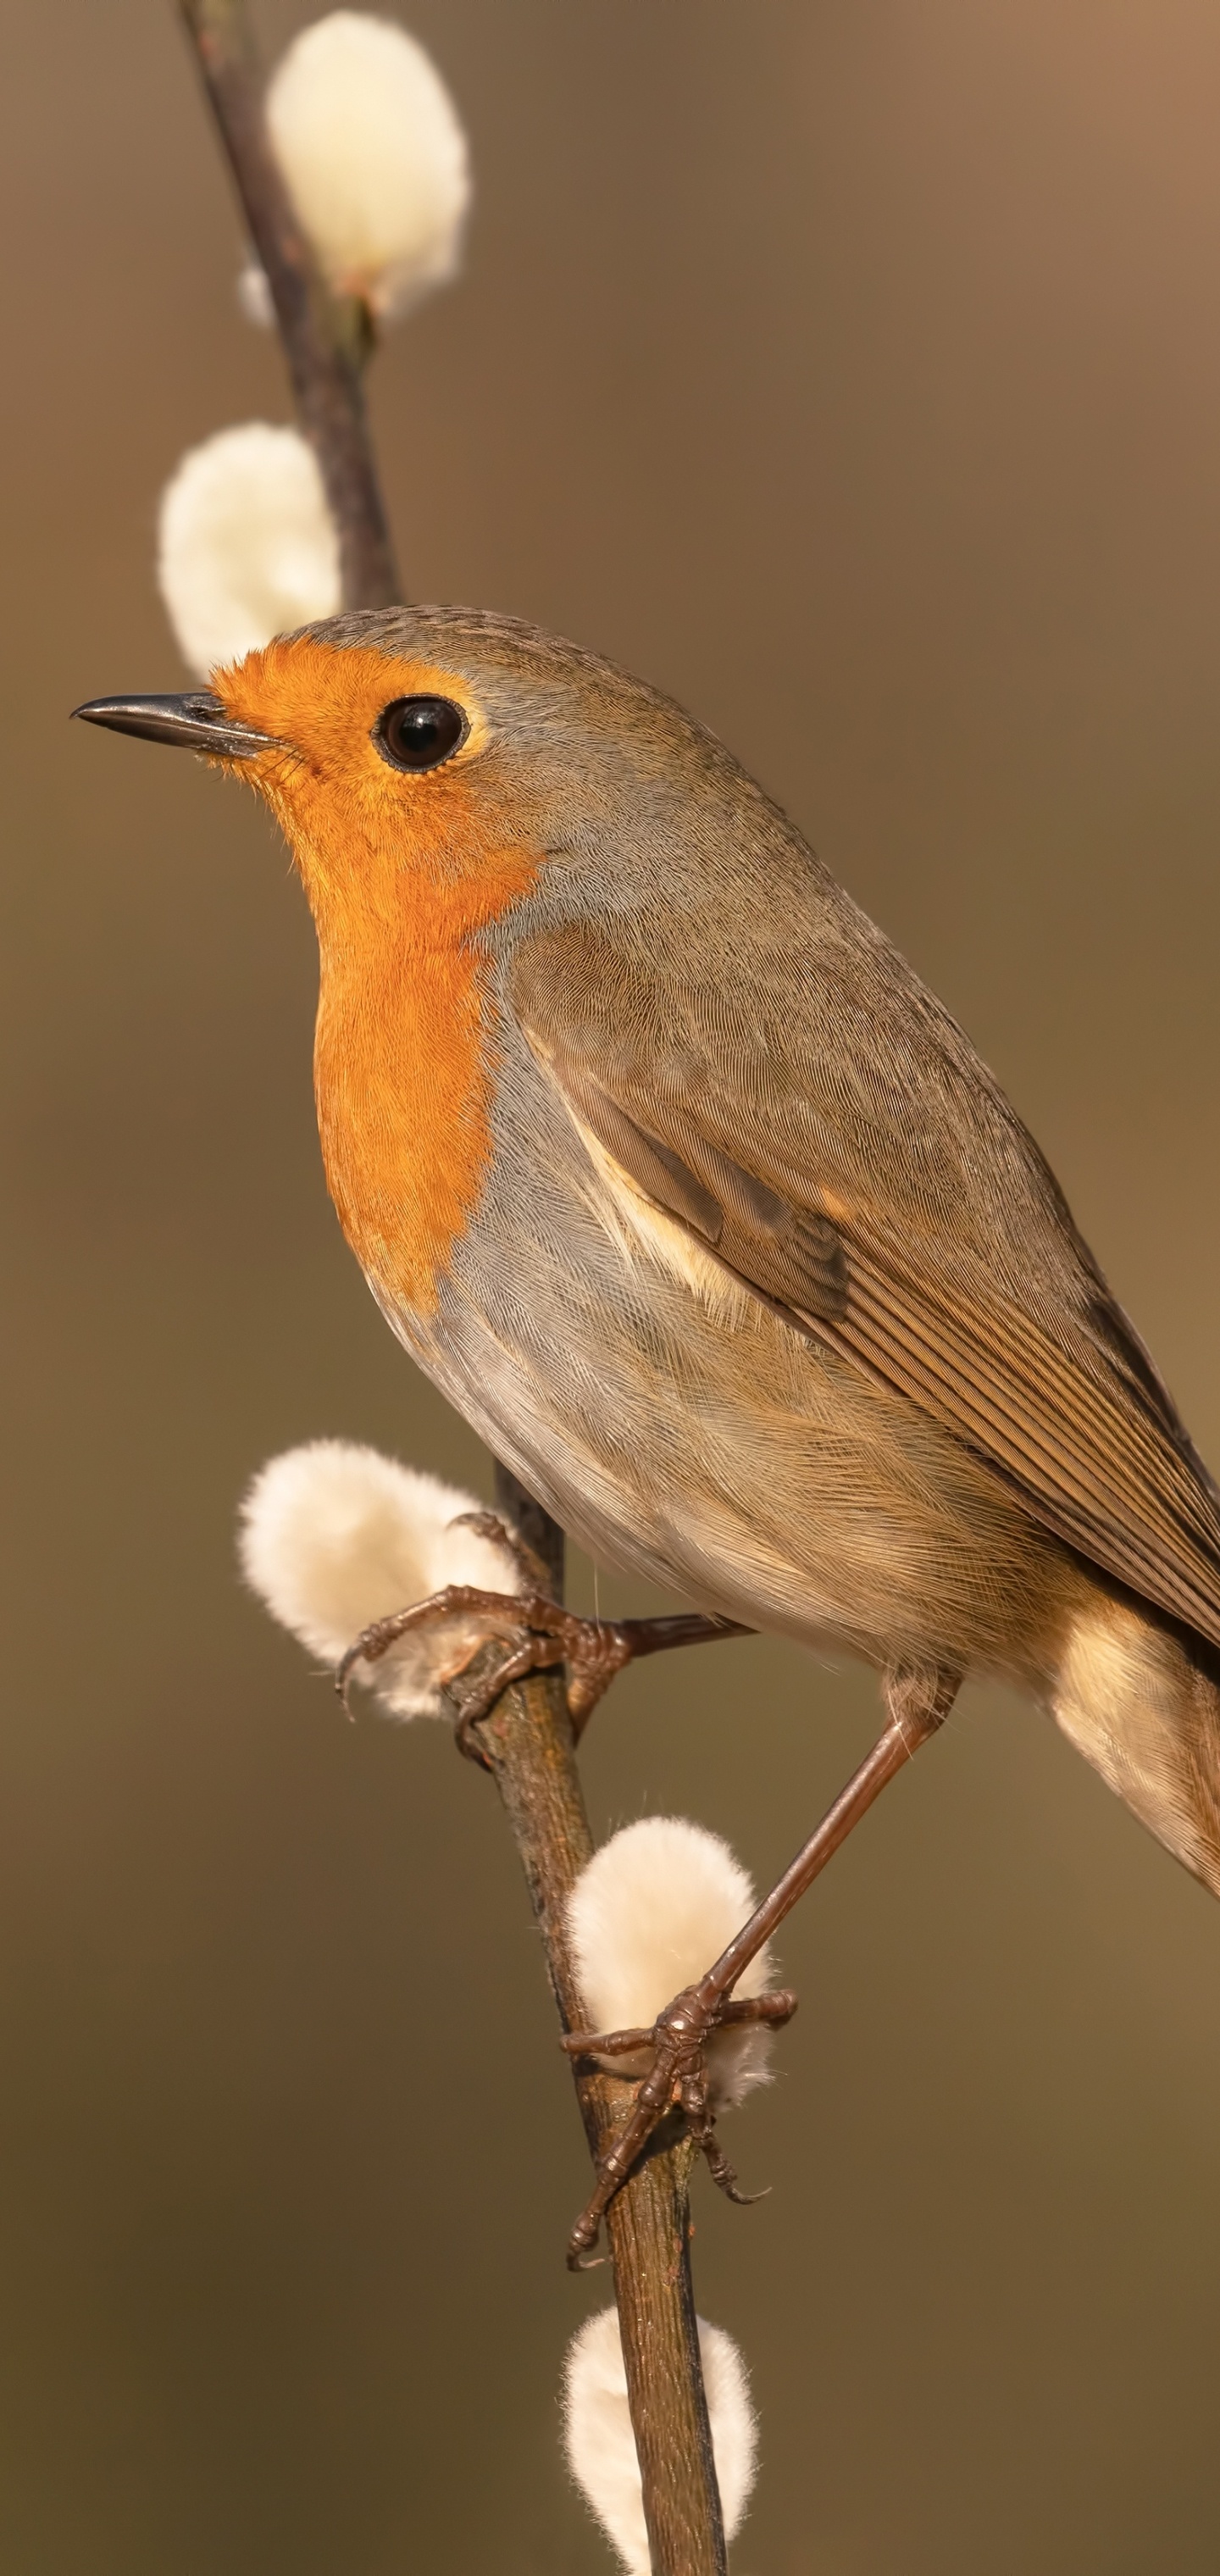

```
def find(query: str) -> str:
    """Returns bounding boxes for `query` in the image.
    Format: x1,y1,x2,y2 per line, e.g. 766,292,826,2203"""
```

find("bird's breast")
310,874,535,1316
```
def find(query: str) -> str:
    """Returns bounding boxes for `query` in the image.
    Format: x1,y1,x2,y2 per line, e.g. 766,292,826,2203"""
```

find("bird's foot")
560,1979,797,2268
336,1513,747,1763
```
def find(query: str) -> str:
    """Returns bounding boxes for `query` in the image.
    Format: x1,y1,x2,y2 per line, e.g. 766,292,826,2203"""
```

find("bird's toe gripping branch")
336,1512,747,1762
560,1982,798,2269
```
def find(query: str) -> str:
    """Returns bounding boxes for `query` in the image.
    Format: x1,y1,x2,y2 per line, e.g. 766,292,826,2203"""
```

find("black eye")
374,695,468,772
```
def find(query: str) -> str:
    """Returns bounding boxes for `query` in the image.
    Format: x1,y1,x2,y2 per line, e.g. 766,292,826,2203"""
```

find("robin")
75,609,1220,2259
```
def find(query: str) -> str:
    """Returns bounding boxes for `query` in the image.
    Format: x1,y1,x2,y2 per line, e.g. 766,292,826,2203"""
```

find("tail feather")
1053,1596,1220,1896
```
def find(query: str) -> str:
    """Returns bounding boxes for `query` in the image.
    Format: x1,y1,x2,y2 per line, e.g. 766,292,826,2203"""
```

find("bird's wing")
512,923,1220,1652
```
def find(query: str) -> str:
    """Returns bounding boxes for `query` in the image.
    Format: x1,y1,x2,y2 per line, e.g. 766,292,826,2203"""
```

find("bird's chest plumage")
310,872,535,1317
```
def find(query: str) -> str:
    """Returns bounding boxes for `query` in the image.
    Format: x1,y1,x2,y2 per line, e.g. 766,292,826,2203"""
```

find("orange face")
212,635,540,1316
213,632,511,900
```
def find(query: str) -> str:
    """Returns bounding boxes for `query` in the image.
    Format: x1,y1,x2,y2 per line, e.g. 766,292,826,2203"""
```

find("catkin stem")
174,8,728,2567
179,0,396,608
471,1634,729,2576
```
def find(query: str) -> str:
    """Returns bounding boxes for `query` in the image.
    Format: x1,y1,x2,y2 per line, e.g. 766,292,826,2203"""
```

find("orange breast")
216,636,540,1313
311,858,533,1313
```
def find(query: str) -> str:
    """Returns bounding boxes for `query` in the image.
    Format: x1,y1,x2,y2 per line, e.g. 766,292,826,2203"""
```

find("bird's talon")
563,1978,796,2260
334,1581,564,1751
336,1591,744,1757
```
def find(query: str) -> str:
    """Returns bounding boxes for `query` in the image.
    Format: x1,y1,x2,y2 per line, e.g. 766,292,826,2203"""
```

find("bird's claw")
336,1533,746,1764
335,1576,588,1763
332,1586,640,1763
561,1979,797,2268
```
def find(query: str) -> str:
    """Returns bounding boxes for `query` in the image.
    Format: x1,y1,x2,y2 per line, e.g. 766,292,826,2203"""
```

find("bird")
75,608,1220,2250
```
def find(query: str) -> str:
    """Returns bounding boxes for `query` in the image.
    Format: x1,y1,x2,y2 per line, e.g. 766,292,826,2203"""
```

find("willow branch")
470,1556,728,2576
179,0,396,607
175,9,728,2562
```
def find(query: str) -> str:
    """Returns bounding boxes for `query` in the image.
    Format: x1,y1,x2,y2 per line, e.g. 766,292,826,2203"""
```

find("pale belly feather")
374,1094,1073,1685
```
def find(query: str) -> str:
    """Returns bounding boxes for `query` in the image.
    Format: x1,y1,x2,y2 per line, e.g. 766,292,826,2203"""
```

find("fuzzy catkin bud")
157,424,341,679
238,1441,522,1718
244,12,470,325
563,2306,757,2573
567,1815,778,2102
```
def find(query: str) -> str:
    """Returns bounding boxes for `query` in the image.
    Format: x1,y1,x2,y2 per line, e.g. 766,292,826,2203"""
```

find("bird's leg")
562,1659,960,2266
335,1517,749,1763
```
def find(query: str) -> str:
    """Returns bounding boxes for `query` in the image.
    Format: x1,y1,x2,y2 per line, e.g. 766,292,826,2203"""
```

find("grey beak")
70,691,282,759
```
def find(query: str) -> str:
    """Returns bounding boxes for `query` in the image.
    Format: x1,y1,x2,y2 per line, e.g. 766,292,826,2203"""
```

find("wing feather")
514,935,1220,1652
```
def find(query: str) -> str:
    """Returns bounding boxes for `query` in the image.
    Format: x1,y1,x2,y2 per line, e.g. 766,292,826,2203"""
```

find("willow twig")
180,0,395,606
174,8,728,2568
469,1552,728,2576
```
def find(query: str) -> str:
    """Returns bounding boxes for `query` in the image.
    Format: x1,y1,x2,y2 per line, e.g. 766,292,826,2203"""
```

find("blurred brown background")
4,3,1220,2568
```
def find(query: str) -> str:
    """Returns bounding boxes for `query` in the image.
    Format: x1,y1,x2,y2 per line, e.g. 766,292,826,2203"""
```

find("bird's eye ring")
374,695,469,773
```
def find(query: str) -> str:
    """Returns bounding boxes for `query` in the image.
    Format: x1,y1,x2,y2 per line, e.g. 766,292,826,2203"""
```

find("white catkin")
246,11,470,322
238,1441,522,1718
563,2306,757,2573
568,1815,778,2103
157,424,341,679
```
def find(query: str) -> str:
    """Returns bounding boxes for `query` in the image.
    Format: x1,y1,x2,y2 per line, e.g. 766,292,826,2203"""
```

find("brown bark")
471,1648,726,2576
179,0,397,608
174,14,729,2562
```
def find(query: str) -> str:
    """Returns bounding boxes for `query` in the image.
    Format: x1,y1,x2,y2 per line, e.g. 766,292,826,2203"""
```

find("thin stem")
494,1459,564,1600
471,1656,728,2576
174,12,728,2561
178,0,398,608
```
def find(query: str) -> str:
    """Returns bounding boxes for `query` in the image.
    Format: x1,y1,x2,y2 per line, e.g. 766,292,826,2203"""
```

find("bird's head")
73,604,727,936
